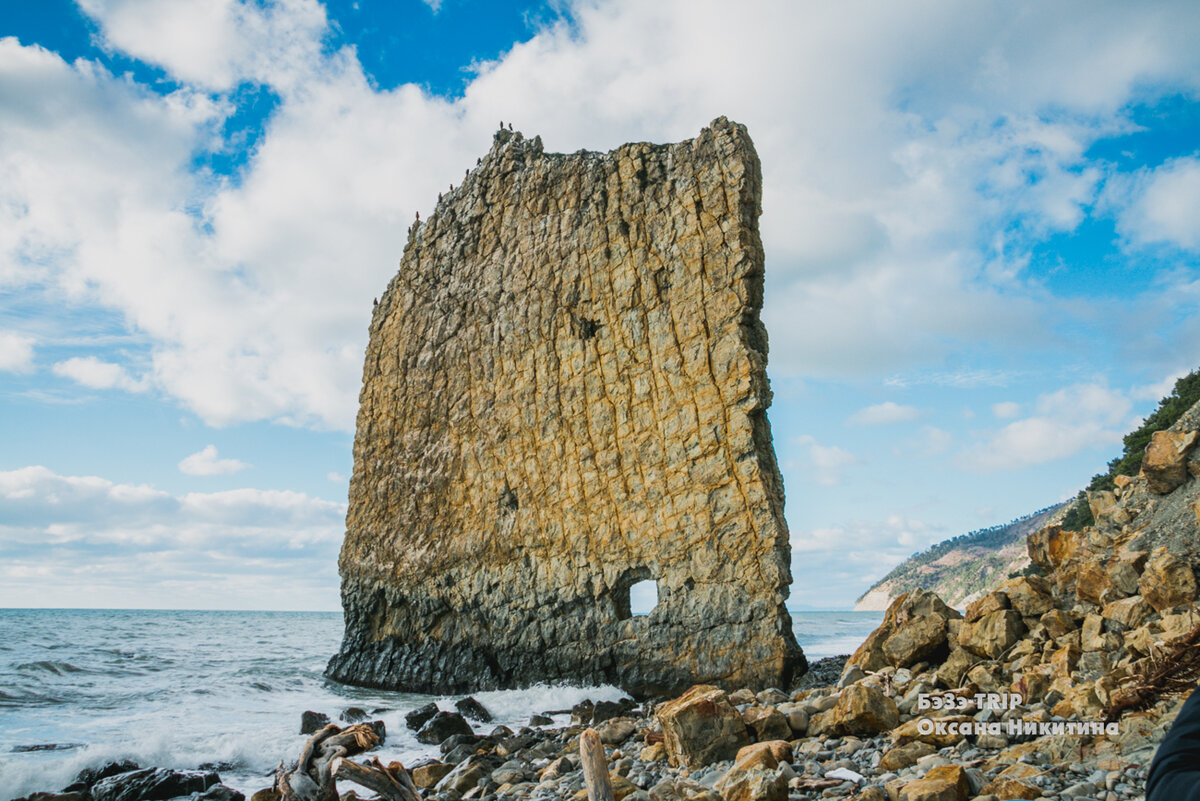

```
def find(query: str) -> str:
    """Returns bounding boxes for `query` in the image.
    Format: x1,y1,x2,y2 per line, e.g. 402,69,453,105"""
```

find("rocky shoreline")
14,652,1171,801
21,409,1200,801
13,645,1180,801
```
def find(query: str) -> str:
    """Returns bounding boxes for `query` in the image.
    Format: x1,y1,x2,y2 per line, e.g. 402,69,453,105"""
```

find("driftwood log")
1106,614,1200,722
579,728,615,801
275,722,417,801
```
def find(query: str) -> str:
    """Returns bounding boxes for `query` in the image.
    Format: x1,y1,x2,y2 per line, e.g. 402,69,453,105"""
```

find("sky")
1,0,1199,611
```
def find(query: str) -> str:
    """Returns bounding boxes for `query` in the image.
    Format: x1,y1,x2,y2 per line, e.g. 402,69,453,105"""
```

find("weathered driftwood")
274,722,385,801
331,757,420,801
1106,614,1200,722
579,728,615,801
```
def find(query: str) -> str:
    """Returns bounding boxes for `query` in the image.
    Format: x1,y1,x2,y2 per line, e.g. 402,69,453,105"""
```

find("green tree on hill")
1062,369,1200,531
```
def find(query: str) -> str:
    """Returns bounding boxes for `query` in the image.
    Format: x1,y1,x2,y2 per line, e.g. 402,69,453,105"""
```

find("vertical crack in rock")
326,117,806,696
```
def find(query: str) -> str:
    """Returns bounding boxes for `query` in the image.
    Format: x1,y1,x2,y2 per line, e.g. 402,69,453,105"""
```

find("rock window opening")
623,579,659,618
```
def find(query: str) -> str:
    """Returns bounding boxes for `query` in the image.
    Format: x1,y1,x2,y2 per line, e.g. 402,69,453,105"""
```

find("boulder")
809,684,898,737
1139,549,1198,611
455,697,493,722
934,648,979,688
299,710,330,734
740,706,791,741
595,716,637,744
1027,524,1079,574
1000,576,1055,617
733,741,792,769
1039,609,1075,638
957,609,1024,658
899,765,969,801
592,699,633,724
716,742,791,795
406,702,440,731
434,755,491,794
978,777,1041,799
849,589,959,671
416,711,474,745
1087,490,1120,524
1102,595,1153,629
339,707,368,723
1074,561,1117,605
1081,614,1121,652
70,761,140,789
91,769,218,801
717,768,787,801
964,591,1007,623
878,741,935,771
656,685,751,768
412,762,455,788
1107,560,1141,596
1142,429,1198,494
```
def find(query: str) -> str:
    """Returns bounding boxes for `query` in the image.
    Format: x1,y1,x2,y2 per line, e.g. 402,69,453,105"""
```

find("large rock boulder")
91,769,219,801
849,589,959,671
1027,524,1080,575
717,769,787,801
657,685,751,767
1141,429,1198,494
1139,549,1198,612
1000,576,1055,617
326,118,804,696
416,711,473,745
958,609,1024,658
809,684,899,736
740,706,791,741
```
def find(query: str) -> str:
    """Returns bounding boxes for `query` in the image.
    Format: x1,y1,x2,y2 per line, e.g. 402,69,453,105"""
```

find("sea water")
0,609,881,799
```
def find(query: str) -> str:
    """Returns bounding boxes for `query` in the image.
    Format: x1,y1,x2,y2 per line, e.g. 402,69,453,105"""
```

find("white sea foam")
0,609,875,799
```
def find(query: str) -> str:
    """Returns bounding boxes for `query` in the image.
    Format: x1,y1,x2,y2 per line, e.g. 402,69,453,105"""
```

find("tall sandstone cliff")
326,118,805,696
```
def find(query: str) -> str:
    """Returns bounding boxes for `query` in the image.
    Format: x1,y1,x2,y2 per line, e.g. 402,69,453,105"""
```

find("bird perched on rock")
508,122,513,130
499,120,504,129
476,157,481,165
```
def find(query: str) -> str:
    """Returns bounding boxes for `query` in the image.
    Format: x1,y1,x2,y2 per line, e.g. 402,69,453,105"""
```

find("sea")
0,609,882,800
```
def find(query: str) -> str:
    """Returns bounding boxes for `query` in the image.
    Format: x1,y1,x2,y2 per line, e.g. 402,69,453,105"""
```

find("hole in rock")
627,580,659,618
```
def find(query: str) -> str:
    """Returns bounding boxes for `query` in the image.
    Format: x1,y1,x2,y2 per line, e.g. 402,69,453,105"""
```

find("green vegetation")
1062,369,1200,531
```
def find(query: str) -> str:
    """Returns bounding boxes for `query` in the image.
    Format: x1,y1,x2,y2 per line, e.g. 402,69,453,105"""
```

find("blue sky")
2,0,1199,611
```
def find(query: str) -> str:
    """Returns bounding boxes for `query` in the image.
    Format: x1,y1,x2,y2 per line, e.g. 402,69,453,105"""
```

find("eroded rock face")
327,118,803,696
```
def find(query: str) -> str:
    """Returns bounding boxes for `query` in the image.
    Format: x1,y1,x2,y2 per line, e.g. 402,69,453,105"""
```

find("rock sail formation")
327,118,804,696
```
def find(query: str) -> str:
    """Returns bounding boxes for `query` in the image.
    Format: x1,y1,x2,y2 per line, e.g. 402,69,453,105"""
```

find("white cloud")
0,465,344,608
0,331,34,372
326,471,346,482
76,0,328,92
847,401,920,426
795,434,858,486
52,356,147,392
960,383,1132,471
4,2,1200,431
788,514,943,607
421,0,443,12
992,401,1021,419
1132,369,1188,402
1112,156,1200,251
915,425,953,456
178,444,250,476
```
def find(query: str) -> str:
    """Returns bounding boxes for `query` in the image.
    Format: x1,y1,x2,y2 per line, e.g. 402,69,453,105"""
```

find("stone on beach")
656,685,750,767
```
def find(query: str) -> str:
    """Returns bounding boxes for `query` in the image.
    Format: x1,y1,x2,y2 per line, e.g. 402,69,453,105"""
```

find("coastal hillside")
858,368,1200,612
854,504,1068,611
